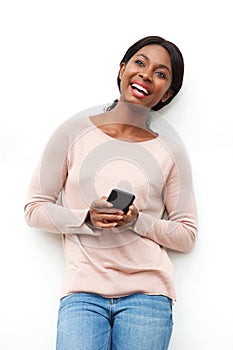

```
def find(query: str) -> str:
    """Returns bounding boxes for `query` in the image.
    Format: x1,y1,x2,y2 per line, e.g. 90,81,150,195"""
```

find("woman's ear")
119,62,126,80
161,88,174,102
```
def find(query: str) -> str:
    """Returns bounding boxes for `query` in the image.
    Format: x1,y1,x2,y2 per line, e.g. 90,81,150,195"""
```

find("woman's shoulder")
52,105,106,143
149,113,190,160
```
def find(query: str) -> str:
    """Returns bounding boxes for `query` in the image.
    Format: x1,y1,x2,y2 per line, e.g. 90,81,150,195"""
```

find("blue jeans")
56,293,173,350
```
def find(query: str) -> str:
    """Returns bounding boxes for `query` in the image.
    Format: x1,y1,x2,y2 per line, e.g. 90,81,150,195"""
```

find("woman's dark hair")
109,36,184,111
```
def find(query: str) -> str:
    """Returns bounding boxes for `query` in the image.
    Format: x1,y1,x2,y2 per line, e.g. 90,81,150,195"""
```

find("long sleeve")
133,139,198,253
24,119,95,235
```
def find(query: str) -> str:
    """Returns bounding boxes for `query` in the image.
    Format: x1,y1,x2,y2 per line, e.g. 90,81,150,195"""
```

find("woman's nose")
138,70,152,81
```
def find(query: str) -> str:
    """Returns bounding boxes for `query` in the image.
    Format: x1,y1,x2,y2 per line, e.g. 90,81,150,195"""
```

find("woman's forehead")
132,44,172,66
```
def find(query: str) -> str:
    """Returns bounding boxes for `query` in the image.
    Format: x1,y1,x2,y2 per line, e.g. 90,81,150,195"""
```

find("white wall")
1,0,233,349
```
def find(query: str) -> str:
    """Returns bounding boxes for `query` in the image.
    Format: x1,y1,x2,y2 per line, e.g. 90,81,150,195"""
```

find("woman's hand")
88,197,124,229
86,197,139,229
116,204,139,227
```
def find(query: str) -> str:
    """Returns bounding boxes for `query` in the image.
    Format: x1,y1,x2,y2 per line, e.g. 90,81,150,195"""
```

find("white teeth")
131,83,149,95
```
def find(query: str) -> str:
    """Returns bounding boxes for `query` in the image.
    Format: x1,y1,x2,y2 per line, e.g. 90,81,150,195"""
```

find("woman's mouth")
130,83,151,97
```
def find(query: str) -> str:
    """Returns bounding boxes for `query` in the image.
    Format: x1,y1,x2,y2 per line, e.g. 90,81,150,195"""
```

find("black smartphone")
107,189,135,214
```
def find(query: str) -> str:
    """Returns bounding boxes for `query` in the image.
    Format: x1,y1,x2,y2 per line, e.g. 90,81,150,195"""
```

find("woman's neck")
106,102,150,129
90,102,157,142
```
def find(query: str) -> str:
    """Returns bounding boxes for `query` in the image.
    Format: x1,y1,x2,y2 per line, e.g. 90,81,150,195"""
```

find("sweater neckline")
87,116,159,145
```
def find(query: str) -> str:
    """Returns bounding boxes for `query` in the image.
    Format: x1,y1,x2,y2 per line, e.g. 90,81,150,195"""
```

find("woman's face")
119,44,173,109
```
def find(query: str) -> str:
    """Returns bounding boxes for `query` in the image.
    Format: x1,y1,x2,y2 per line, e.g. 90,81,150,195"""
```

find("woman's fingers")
91,212,124,222
128,204,139,216
94,221,118,229
91,199,113,209
91,199,124,214
89,207,124,228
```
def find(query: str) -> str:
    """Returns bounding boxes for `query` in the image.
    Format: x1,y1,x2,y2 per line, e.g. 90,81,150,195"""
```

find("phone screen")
107,189,135,214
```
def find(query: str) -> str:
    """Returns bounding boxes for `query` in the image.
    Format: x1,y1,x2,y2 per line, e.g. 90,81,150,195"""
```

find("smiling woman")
115,35,184,111
24,36,197,350
118,45,174,109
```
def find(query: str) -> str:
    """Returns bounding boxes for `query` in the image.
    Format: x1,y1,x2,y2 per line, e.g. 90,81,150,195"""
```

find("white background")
1,0,233,349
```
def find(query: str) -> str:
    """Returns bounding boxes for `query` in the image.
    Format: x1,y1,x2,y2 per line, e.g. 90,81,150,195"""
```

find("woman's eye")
135,60,145,67
156,71,166,79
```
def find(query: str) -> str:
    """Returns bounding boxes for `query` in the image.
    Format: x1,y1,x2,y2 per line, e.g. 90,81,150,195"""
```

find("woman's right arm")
24,122,96,236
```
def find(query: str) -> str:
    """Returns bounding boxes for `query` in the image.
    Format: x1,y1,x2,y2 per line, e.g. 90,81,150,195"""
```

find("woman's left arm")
132,147,198,253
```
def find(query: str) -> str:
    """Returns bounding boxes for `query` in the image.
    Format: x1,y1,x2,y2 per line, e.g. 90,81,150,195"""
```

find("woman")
24,36,198,350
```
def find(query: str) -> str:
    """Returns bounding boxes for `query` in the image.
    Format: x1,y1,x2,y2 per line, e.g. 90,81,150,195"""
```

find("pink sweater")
24,114,198,301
